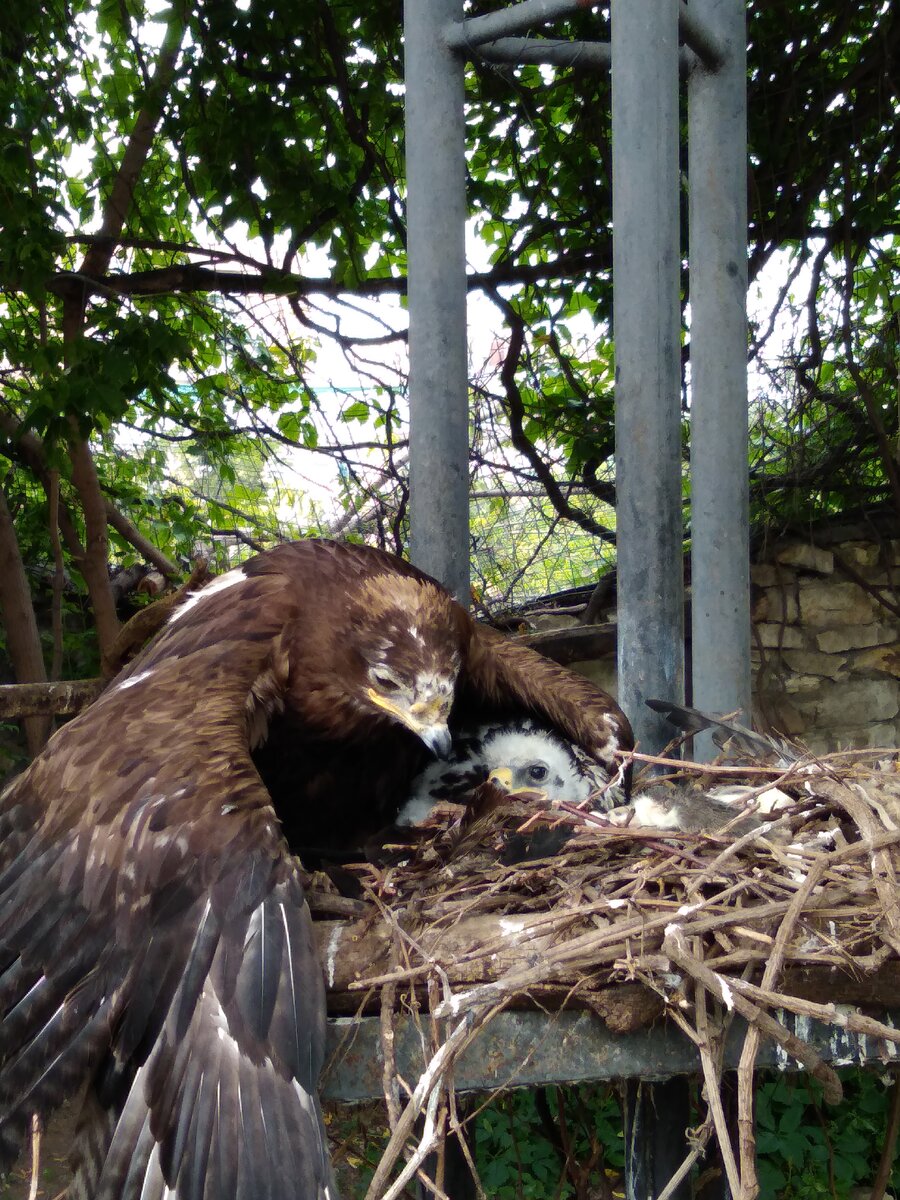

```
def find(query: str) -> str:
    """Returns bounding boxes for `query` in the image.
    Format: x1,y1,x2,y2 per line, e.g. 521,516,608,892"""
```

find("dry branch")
0,490,51,752
0,680,106,719
313,749,900,1198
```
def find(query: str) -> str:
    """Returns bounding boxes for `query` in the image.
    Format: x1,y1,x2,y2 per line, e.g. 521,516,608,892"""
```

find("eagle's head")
340,574,464,756
482,721,598,802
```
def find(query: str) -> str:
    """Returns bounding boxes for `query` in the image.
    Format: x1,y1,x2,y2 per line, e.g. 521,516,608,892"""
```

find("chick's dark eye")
528,763,549,783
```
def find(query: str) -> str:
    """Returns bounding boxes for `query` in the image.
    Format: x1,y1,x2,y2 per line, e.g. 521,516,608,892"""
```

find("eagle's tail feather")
646,699,797,763
0,874,115,1173
0,1005,109,1170
75,884,334,1200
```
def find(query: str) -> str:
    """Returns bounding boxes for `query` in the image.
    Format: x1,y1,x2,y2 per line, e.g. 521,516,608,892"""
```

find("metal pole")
612,0,684,757
678,0,726,69
473,38,697,77
445,0,592,50
405,0,470,601
612,4,688,1189
474,37,612,68
688,0,749,760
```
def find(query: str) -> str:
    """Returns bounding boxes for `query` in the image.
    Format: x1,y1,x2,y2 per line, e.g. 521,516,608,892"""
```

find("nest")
313,746,900,1200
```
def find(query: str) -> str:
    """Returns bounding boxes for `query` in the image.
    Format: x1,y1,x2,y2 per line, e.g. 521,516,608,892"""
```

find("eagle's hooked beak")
365,688,453,758
419,723,453,758
488,767,514,792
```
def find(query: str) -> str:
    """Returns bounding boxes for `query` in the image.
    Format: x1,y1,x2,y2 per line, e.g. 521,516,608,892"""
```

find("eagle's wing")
0,722,332,1200
82,850,332,1200
463,624,633,771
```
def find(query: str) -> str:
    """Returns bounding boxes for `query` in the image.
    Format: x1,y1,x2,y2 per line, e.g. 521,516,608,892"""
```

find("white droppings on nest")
325,926,343,988
717,976,735,1011
677,901,703,917
794,1014,812,1048
443,989,475,1017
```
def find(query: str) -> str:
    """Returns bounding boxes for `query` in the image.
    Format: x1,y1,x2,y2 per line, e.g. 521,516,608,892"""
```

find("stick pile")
315,747,900,1199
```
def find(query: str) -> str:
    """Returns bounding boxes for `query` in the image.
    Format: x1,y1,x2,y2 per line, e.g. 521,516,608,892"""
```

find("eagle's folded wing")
463,624,633,771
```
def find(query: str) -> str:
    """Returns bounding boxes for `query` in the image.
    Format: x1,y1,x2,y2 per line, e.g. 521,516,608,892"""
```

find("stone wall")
527,519,899,752
750,528,899,751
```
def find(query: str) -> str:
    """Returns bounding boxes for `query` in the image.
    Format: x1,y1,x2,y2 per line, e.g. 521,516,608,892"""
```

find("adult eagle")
0,539,631,1200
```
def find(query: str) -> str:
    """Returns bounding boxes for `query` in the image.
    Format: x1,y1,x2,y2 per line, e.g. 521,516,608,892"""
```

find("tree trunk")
0,489,52,754
59,3,188,672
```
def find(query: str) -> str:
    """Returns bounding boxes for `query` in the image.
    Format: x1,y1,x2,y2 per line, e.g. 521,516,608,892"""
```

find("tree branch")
491,295,616,542
47,248,616,305
0,488,51,754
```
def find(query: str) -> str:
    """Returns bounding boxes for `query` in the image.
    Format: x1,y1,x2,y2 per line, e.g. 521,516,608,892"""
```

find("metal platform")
322,1008,900,1102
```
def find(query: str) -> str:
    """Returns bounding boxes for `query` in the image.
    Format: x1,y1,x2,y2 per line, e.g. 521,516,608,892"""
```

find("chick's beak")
488,767,515,793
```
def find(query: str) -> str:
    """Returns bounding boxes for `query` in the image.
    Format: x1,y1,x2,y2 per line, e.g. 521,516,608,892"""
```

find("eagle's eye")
369,667,403,694
528,763,549,783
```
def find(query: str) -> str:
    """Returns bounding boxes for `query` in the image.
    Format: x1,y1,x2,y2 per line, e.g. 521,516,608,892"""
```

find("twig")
363,1005,499,1200
735,854,829,1196
694,969,742,1198
664,927,843,1104
656,1144,706,1200
380,982,402,1131
617,747,898,772
446,1090,487,1200
618,749,790,775
28,1113,41,1200
727,978,900,1045
820,779,900,956
870,1075,900,1200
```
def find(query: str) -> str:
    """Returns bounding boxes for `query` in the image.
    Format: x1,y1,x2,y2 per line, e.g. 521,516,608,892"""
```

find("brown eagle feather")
0,539,631,1200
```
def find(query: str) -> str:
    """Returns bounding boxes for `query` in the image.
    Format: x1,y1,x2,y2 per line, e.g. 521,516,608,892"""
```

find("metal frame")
611,0,685,755
323,1008,900,1101
402,2,750,1194
405,0,470,602
404,0,750,750
687,0,751,757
